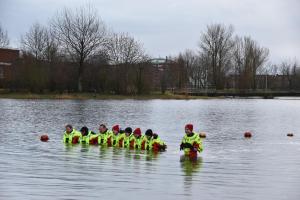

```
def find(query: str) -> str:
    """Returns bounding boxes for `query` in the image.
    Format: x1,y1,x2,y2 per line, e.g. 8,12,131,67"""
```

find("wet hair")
65,124,73,129
80,126,89,134
145,129,153,137
125,127,132,134
119,129,125,134
99,124,107,129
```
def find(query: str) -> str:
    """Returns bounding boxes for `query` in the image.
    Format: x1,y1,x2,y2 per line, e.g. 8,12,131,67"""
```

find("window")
0,67,4,79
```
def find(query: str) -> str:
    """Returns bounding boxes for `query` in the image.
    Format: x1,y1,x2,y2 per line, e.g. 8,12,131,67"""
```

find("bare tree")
21,23,48,60
232,36,248,89
258,62,278,76
21,23,59,62
294,63,300,90
44,29,59,63
180,49,207,89
0,24,10,48
52,5,107,91
280,60,298,89
197,52,210,89
181,49,197,88
106,32,147,65
233,36,269,89
199,24,234,89
174,54,188,90
105,32,148,94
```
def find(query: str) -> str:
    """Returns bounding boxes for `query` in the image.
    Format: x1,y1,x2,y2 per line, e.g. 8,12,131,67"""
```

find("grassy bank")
0,92,216,100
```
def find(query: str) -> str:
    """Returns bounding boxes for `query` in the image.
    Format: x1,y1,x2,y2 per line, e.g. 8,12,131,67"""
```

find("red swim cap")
185,124,193,131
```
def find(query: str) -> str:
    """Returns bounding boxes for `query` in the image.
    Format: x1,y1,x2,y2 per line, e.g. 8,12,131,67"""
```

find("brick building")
0,48,20,87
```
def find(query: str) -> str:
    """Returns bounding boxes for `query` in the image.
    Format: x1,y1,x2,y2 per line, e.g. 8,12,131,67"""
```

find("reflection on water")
1,99,300,200
180,156,203,197
180,156,203,176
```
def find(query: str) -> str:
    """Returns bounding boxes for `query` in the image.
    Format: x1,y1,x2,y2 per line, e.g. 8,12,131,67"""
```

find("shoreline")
0,92,217,100
1,92,299,100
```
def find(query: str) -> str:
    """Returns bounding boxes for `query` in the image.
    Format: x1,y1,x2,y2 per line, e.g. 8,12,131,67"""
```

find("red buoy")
40,134,49,142
244,132,252,138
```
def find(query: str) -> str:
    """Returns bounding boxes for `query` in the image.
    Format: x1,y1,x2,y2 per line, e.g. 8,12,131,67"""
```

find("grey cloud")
0,0,299,62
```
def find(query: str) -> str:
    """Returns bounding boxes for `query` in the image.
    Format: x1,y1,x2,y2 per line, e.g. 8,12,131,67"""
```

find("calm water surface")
0,98,300,200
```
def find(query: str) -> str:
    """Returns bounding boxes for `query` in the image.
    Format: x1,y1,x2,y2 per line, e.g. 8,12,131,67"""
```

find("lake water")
0,98,300,200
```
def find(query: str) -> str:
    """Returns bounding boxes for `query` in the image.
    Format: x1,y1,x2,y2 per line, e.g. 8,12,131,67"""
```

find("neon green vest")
129,136,142,149
80,131,93,145
150,136,164,146
98,130,113,145
63,129,81,144
124,134,133,148
111,133,126,147
181,132,203,155
141,136,153,150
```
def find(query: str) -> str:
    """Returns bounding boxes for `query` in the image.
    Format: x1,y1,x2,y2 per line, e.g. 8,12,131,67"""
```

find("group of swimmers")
63,124,167,152
63,123,203,157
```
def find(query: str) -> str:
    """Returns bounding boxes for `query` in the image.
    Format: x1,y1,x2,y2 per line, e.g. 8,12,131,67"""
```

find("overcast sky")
0,0,299,63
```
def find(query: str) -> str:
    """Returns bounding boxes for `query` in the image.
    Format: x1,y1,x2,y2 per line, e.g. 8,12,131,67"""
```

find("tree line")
175,24,300,91
0,5,299,94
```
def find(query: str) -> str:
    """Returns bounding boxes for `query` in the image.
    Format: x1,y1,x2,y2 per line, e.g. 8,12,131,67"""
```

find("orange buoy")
40,134,49,142
244,132,252,138
287,133,294,137
199,132,206,138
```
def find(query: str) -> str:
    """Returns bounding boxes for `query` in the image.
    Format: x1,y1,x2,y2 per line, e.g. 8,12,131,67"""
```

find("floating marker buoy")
40,134,49,142
287,133,294,137
199,132,206,138
244,132,252,138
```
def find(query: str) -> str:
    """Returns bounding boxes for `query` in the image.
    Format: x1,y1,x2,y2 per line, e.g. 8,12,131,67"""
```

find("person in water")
117,129,126,147
107,125,117,147
110,125,126,147
129,128,142,149
98,124,113,146
151,133,167,152
141,129,153,150
180,124,203,159
124,127,133,148
79,126,96,145
63,124,81,144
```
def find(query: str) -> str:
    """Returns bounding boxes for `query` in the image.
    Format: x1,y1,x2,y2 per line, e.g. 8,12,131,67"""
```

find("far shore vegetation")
0,4,299,96
0,91,216,100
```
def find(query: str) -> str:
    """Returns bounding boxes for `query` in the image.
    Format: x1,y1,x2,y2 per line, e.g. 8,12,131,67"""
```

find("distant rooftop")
149,58,175,65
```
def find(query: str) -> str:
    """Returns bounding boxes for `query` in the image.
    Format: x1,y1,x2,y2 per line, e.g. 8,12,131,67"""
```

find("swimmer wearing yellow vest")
180,124,203,159
63,124,81,144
